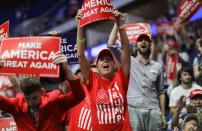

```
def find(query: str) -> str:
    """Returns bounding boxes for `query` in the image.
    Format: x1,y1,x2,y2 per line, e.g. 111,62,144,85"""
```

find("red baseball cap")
168,41,178,48
136,34,151,42
96,49,115,65
189,89,202,99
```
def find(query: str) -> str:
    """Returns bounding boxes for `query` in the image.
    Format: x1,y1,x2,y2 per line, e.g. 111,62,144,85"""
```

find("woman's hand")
75,9,84,26
114,10,126,27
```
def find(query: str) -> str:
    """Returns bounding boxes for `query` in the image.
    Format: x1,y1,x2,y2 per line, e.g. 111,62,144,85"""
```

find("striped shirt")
127,56,165,109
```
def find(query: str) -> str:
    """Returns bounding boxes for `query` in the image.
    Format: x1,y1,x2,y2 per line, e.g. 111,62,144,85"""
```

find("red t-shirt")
88,67,131,131
68,84,92,131
0,79,84,131
68,68,131,131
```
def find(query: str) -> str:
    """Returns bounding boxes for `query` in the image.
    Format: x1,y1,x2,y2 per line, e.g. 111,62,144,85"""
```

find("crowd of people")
0,9,202,131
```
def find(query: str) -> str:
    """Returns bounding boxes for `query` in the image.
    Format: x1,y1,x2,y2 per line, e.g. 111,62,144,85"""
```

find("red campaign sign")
0,117,17,131
0,21,9,40
176,0,201,25
157,22,175,36
80,0,115,27
0,36,61,78
117,23,151,44
166,54,178,81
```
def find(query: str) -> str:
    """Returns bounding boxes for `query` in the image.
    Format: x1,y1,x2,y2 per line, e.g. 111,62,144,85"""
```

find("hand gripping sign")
116,23,152,44
47,31,78,65
0,21,9,40
80,0,115,27
0,36,61,78
176,0,201,26
0,117,17,131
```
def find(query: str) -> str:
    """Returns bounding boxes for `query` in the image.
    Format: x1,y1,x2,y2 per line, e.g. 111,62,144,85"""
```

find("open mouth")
103,65,109,69
141,45,146,49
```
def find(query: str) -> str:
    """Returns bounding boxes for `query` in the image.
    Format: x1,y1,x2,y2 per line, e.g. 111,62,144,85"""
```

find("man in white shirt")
169,67,202,114
168,67,201,130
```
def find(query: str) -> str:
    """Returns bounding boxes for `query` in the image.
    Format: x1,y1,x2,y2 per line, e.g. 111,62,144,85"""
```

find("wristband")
160,115,166,120
77,38,85,44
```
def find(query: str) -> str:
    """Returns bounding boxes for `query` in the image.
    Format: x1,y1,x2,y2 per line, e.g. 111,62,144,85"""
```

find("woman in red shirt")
75,10,131,131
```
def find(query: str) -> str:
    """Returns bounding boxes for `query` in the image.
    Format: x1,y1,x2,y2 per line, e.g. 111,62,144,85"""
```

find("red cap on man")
136,34,151,42
189,89,202,99
167,41,178,48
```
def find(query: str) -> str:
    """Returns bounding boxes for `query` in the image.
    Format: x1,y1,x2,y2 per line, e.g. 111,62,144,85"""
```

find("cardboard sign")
166,54,178,80
0,37,61,78
117,23,151,44
157,22,175,36
0,117,17,131
80,0,115,27
176,0,201,25
0,21,9,40
61,38,78,65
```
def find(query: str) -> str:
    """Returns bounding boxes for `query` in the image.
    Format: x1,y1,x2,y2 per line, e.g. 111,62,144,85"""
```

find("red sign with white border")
0,117,17,131
157,22,175,36
0,36,61,78
117,23,151,44
80,0,115,27
176,0,201,25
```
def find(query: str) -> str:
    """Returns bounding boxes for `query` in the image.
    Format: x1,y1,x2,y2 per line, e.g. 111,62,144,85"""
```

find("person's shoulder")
191,83,202,89
171,85,182,94
150,60,163,72
150,60,162,67
193,57,198,65
43,90,63,102
46,90,61,97
130,55,136,61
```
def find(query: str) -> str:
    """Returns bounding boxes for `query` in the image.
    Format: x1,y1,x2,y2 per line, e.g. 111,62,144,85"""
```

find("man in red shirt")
0,52,85,131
